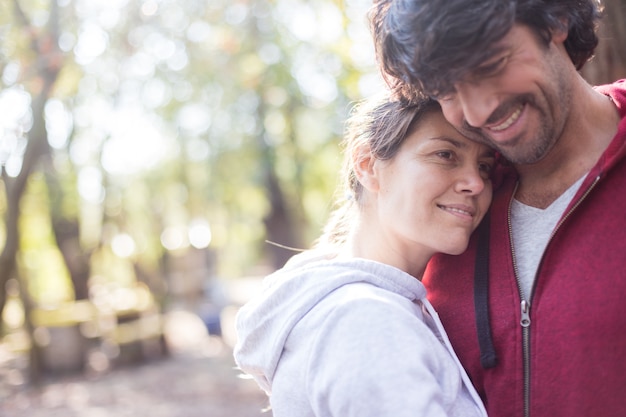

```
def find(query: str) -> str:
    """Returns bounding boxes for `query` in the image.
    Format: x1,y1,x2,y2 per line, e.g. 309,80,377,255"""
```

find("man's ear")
353,145,380,192
551,20,569,44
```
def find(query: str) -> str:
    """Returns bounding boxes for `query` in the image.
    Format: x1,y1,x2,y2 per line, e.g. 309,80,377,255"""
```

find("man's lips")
487,103,524,132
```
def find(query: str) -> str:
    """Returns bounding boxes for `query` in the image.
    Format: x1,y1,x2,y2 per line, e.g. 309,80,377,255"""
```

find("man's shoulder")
595,79,626,109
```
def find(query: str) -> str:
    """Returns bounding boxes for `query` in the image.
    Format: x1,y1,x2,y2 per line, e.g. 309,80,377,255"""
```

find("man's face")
436,24,572,165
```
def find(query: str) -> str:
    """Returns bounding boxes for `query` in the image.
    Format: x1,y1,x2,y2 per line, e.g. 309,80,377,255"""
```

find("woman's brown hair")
316,93,440,248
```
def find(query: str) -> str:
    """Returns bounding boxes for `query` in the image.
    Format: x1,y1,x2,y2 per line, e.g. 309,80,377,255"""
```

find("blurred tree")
0,0,67,383
0,0,624,317
0,0,622,383
0,0,379,324
582,0,626,84
0,0,63,318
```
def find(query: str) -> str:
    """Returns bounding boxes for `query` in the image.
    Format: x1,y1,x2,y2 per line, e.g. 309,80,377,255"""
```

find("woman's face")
363,110,495,274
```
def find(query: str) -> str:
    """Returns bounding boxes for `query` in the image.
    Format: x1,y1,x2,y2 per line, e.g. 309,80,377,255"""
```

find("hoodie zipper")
507,186,531,417
509,175,600,417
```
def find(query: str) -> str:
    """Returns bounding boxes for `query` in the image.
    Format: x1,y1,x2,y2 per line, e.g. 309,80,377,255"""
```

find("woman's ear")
352,145,380,192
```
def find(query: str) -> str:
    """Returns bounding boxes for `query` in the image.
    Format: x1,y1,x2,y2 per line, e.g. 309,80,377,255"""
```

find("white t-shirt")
510,175,586,300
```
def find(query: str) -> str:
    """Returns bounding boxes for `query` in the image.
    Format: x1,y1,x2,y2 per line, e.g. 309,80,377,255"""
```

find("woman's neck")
347,221,430,280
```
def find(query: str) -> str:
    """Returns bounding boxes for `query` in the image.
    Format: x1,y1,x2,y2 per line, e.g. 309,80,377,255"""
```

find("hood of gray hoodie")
233,250,427,393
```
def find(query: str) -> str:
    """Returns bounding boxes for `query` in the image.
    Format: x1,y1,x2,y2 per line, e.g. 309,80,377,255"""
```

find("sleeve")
305,287,456,417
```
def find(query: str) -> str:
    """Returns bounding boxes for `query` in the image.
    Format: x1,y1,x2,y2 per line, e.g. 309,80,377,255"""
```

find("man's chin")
495,146,550,165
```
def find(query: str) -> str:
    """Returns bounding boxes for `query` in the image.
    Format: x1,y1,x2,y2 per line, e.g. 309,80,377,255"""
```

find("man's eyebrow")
481,44,509,61
478,48,508,63
469,46,510,73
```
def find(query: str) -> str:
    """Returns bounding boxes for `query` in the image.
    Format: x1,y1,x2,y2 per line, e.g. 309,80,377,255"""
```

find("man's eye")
475,56,508,77
430,89,456,101
438,93,456,103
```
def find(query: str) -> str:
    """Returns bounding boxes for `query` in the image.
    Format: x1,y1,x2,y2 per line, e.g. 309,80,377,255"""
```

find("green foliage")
0,0,381,302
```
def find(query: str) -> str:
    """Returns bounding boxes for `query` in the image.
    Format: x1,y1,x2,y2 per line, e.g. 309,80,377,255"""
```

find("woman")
233,94,494,417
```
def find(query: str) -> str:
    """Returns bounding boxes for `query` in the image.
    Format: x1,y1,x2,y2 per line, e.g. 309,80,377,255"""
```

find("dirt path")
0,304,272,417
0,339,271,417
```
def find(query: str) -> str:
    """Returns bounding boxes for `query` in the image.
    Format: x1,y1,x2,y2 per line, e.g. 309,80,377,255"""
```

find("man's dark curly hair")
369,0,604,102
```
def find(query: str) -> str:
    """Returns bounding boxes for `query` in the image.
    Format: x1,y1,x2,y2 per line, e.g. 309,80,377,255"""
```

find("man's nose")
444,82,499,129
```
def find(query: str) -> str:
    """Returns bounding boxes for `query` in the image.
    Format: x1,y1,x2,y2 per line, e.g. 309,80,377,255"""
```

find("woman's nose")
456,165,487,195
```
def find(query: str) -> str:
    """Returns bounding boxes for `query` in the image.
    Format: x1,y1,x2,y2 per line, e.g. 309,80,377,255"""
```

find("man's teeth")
490,106,522,131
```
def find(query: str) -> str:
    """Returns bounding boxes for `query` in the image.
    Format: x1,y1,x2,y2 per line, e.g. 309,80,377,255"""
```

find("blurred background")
0,0,624,415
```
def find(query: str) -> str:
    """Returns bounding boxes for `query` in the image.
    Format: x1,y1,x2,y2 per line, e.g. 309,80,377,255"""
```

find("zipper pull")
520,300,531,327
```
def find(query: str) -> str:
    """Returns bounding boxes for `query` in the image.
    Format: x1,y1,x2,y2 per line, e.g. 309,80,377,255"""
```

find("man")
369,1,626,416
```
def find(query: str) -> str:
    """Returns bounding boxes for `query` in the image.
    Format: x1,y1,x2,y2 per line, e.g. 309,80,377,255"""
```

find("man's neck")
514,83,619,209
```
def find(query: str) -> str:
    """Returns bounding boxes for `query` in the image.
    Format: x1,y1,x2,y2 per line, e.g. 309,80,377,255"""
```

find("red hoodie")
423,79,626,417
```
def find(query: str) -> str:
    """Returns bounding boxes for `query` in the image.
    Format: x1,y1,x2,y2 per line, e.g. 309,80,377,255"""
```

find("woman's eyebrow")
429,136,464,147
430,136,496,158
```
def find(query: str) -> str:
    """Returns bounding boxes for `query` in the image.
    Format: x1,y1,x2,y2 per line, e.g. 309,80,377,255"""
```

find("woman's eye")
478,161,494,178
436,151,455,160
478,161,492,172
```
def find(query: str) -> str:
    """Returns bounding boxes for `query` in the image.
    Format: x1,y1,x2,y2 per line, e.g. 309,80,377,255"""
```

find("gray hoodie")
234,250,487,417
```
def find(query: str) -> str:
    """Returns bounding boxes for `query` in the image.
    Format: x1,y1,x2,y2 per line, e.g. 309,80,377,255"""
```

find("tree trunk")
581,0,626,84
43,159,91,301
0,0,62,313
262,165,302,269
49,217,91,300
0,80,57,315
